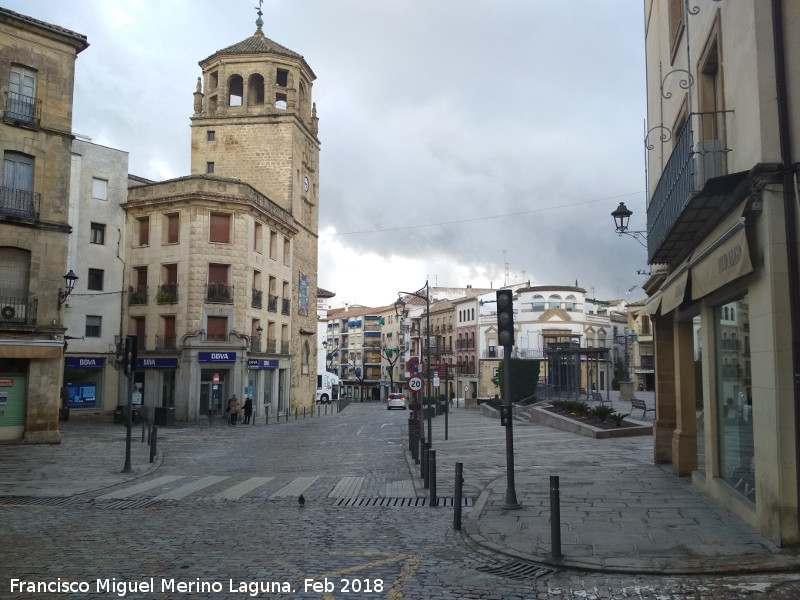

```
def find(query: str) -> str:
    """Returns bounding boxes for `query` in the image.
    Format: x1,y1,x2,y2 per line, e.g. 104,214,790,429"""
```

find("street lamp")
395,280,432,445
611,202,648,248
57,270,79,311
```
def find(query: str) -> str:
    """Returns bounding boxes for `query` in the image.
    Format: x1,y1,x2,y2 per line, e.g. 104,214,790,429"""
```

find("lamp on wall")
57,270,79,310
611,202,648,248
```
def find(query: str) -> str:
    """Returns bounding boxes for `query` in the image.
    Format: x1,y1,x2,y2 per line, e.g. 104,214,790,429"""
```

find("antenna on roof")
255,0,264,31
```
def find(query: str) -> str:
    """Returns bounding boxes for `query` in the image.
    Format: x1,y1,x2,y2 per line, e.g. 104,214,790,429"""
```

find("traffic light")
123,335,138,377
500,405,512,426
496,289,514,347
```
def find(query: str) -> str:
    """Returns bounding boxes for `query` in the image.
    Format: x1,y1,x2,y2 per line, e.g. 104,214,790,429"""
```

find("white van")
316,371,341,404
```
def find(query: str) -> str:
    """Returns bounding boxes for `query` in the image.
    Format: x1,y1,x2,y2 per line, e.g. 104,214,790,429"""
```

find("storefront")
247,358,279,419
63,356,105,412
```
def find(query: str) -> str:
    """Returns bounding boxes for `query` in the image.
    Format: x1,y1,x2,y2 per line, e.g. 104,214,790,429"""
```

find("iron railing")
155,334,177,351
252,289,263,309
0,187,40,219
0,295,37,325
281,298,290,315
3,91,41,127
268,294,278,312
156,283,178,304
128,285,148,305
647,110,731,263
206,283,233,303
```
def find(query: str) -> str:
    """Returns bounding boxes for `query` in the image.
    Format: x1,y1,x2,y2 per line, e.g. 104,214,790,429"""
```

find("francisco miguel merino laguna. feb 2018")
10,577,295,596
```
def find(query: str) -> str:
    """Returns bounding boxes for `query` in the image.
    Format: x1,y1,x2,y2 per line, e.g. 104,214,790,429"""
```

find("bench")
631,397,654,418
591,391,610,405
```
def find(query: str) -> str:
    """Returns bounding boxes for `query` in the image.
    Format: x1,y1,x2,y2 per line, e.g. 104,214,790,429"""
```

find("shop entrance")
200,370,227,417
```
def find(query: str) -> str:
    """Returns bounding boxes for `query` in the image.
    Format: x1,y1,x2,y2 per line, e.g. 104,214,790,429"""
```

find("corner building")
123,18,319,422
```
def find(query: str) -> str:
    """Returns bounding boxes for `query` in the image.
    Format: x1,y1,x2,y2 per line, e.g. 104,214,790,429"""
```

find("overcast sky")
9,0,650,307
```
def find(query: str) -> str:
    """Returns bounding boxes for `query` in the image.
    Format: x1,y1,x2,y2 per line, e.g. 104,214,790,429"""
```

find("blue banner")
248,359,279,369
137,357,178,369
65,357,105,369
198,352,237,362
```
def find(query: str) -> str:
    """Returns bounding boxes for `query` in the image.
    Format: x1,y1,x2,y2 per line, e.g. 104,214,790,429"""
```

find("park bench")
631,397,654,418
591,391,610,405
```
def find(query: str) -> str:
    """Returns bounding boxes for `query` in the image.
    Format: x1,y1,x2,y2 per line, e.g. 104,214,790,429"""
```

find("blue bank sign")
198,352,237,363
137,357,179,369
248,359,279,369
65,357,105,368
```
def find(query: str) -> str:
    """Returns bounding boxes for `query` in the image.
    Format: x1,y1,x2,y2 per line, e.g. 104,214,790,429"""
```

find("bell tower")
190,5,320,408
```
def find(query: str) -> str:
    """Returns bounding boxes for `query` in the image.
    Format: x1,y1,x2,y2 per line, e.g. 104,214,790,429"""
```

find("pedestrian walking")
242,397,253,424
228,394,241,426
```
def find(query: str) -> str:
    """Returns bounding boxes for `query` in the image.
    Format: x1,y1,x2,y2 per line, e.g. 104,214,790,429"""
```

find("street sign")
407,376,423,392
406,357,420,374
213,373,220,384
433,376,440,387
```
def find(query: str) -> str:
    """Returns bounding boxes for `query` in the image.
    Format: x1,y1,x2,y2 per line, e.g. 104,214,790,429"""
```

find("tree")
381,344,401,392
343,353,367,401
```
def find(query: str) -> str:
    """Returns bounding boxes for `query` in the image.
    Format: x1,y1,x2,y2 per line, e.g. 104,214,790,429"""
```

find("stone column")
653,313,676,464
671,318,697,475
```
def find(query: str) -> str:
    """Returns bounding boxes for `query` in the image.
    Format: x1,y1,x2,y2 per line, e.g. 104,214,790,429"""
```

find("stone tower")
190,9,320,410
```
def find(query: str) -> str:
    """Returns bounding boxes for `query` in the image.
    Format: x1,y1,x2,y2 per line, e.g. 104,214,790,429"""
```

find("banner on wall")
298,271,309,316
65,382,96,408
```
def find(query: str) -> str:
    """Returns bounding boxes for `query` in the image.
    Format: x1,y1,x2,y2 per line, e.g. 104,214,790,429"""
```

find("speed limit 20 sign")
407,376,423,392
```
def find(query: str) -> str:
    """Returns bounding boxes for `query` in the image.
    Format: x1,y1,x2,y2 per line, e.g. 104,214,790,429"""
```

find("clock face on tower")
303,176,309,192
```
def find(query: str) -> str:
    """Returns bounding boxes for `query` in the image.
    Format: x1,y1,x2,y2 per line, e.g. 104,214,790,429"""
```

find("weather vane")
255,0,264,30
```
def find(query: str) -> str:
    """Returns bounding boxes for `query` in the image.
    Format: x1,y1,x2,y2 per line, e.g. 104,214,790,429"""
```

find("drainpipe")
771,0,800,533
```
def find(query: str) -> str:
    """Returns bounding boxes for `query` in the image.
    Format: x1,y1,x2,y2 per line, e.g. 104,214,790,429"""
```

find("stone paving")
2,401,800,599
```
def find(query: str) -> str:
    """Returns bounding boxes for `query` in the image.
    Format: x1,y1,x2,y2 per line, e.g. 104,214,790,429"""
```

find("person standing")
242,397,253,424
228,394,241,426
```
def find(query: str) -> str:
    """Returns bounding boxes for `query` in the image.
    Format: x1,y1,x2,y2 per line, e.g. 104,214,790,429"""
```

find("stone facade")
0,8,88,442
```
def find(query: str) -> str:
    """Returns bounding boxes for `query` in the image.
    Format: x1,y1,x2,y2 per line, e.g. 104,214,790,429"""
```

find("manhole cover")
476,561,554,581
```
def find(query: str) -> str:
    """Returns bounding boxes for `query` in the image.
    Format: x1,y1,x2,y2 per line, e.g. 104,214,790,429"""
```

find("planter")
528,405,652,439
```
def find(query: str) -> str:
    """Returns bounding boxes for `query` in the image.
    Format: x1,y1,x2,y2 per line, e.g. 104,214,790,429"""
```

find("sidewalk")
413,395,800,574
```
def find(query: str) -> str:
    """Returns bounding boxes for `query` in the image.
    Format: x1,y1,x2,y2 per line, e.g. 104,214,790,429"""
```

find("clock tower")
190,8,320,410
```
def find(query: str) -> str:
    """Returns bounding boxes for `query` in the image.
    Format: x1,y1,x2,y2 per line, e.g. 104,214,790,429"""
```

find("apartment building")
640,0,799,544
0,8,88,442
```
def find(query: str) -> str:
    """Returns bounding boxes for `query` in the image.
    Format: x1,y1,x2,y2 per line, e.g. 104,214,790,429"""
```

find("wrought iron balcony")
281,297,290,315
156,283,178,304
268,294,278,312
280,340,290,354
252,289,263,309
155,334,177,351
206,283,233,303
0,295,37,325
0,187,40,220
265,339,277,353
3,91,41,128
646,110,734,265
128,285,148,305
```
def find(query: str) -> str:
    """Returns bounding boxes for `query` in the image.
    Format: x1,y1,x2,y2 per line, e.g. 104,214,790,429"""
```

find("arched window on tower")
228,75,243,107
248,74,264,106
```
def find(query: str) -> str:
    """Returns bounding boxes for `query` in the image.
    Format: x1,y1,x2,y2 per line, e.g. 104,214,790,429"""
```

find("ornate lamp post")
611,202,648,248
57,270,79,310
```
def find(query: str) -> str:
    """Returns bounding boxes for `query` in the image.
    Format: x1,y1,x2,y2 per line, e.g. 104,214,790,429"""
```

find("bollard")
428,449,437,507
141,419,145,443
149,426,158,463
411,425,419,463
303,407,306,419
295,407,298,420
454,462,464,530
147,424,152,446
421,440,429,484
550,475,562,558
318,404,321,417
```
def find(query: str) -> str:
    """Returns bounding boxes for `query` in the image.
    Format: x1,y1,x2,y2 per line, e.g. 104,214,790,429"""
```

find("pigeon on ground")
298,494,305,507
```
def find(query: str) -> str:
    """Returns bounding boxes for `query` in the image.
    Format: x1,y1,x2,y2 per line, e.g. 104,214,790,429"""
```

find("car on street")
386,393,407,410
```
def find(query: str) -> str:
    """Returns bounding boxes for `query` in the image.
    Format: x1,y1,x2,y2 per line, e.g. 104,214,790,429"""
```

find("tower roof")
200,30,315,78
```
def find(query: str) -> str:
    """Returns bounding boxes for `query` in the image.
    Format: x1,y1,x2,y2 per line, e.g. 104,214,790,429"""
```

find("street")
2,403,800,599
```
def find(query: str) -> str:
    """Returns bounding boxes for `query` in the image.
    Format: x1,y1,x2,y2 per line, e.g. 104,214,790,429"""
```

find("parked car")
386,393,407,410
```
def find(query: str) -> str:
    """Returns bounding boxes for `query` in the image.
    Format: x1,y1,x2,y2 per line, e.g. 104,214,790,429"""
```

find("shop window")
693,315,705,475
716,295,754,500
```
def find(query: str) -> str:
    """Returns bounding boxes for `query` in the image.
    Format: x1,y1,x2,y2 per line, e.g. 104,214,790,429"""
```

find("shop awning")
660,268,689,314
638,292,662,316
691,218,752,300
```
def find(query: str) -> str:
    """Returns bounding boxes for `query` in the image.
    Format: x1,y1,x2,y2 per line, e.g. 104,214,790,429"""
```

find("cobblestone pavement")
2,402,799,599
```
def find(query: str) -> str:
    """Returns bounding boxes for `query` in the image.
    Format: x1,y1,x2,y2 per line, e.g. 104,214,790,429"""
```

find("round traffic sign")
407,376,423,392
213,373,220,384
406,357,420,374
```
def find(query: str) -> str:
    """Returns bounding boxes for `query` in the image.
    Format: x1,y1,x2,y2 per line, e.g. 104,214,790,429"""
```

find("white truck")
316,370,341,404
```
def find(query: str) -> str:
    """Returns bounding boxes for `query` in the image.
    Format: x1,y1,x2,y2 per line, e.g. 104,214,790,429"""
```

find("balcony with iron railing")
252,289,263,309
128,285,148,305
456,339,475,350
280,341,290,354
0,187,40,220
647,110,734,265
206,283,233,303
156,283,178,304
268,294,278,312
155,334,177,351
0,295,37,325
3,91,41,128
281,298,290,315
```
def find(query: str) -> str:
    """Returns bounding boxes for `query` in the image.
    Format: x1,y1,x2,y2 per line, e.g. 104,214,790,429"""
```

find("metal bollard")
550,475,562,558
411,424,419,463
295,407,298,420
454,462,463,530
147,424,152,446
266,410,269,425
421,441,429,484
303,407,306,419
428,449,437,507
141,420,146,443
149,426,158,463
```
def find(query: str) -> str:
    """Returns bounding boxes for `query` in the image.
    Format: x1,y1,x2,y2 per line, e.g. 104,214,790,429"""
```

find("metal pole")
503,346,520,509
123,372,134,473
550,475,562,557
429,449,437,507
149,426,158,463
425,283,432,445
454,462,463,530
421,440,429,485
